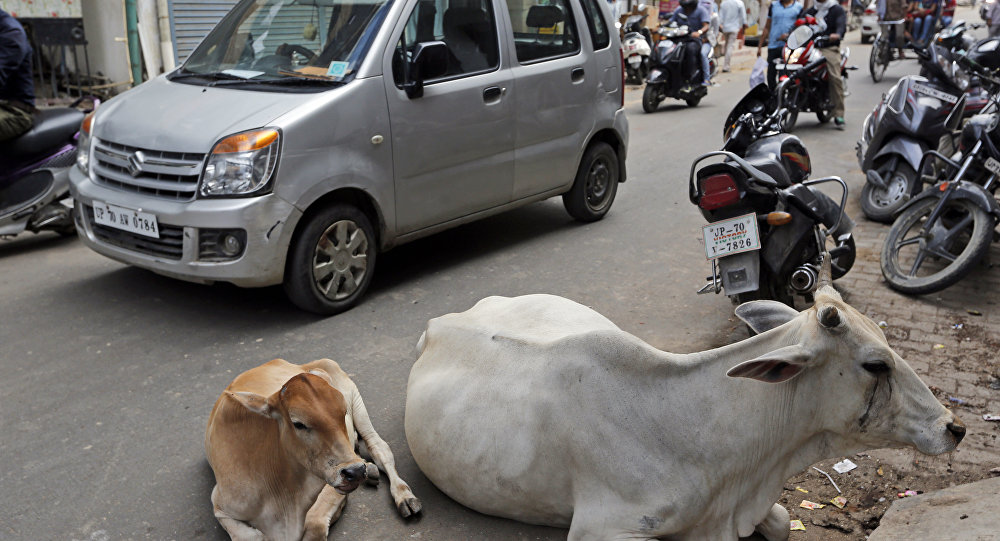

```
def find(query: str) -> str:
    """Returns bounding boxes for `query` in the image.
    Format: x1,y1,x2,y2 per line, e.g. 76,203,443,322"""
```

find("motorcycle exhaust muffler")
789,264,819,293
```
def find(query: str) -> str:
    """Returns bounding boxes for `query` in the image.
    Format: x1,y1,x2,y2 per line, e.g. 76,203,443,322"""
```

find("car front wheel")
284,203,376,315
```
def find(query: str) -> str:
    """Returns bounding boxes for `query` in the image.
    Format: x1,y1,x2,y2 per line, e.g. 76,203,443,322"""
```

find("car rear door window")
577,0,610,50
505,0,580,63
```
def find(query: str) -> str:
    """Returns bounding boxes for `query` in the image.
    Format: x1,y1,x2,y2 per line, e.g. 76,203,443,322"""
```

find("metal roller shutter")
168,0,239,63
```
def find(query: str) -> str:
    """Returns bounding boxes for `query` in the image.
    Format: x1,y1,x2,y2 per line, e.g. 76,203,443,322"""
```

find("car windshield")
178,0,393,88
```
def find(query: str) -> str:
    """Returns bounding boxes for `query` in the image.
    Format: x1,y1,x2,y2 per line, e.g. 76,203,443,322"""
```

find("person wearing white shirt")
719,0,747,71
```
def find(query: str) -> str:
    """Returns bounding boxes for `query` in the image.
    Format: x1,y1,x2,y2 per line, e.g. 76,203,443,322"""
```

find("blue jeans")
701,42,711,83
913,15,936,43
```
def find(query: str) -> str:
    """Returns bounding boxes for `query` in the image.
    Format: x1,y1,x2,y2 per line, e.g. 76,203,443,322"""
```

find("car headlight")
201,128,280,197
76,112,94,175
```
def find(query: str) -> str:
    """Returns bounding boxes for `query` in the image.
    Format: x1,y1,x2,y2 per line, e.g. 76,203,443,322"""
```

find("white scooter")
621,8,653,84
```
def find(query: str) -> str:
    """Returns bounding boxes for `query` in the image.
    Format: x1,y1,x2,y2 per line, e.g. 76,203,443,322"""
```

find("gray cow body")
405,292,963,541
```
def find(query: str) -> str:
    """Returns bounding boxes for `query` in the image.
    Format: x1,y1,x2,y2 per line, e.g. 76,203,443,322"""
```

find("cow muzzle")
331,462,367,494
947,417,966,445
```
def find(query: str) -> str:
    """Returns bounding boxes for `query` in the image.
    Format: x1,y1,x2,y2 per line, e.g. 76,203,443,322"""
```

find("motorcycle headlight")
200,128,280,197
76,112,94,175
787,48,803,64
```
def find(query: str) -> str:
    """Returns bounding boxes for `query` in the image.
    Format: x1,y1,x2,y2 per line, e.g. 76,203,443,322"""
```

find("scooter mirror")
944,93,967,131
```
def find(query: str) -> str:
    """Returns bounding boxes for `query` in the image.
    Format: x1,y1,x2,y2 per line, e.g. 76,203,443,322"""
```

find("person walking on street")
985,0,1000,36
805,0,847,129
0,9,35,143
757,0,804,89
720,0,747,71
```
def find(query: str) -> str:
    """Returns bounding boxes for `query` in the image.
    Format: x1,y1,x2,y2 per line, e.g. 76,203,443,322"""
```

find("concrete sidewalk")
869,477,1000,540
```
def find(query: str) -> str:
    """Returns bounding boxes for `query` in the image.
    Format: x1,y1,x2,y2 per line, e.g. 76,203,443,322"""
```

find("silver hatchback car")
70,0,628,314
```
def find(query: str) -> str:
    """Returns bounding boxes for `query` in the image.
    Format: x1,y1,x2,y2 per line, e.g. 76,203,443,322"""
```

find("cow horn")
818,305,841,328
817,250,833,289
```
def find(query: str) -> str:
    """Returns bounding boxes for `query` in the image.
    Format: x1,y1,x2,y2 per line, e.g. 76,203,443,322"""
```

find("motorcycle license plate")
92,200,160,239
985,157,1000,176
628,55,641,65
703,213,760,260
775,63,802,70
912,83,958,103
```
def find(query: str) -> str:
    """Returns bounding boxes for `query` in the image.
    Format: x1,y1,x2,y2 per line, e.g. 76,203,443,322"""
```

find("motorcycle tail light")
699,174,740,210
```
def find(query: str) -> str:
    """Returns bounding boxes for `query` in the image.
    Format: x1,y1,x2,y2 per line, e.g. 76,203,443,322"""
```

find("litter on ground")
799,500,825,510
790,520,806,531
832,459,857,474
830,496,848,509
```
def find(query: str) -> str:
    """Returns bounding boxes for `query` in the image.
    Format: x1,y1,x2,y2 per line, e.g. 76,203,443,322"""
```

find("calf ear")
726,344,811,383
735,300,800,334
226,391,272,418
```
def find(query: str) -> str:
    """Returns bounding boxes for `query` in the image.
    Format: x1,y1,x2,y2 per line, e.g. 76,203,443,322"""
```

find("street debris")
811,517,854,533
967,309,983,316
829,496,848,509
833,459,858,474
952,323,964,330
796,487,809,493
897,490,919,498
877,467,884,476
984,414,1000,422
799,500,825,510
878,321,888,329
813,466,842,493
949,397,967,405
790,519,806,531
933,344,946,349
990,378,1000,390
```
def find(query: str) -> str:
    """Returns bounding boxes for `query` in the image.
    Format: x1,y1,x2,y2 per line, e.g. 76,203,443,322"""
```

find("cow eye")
863,361,890,374
292,421,309,431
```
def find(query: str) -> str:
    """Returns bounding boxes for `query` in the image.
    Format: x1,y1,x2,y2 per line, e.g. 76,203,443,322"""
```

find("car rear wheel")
563,142,619,222
284,203,376,315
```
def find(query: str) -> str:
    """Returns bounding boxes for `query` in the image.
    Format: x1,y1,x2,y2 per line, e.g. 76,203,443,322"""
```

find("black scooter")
691,84,855,306
642,23,714,111
857,28,996,222
0,98,96,239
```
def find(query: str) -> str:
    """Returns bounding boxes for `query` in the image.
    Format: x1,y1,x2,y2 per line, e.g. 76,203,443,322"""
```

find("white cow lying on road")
206,359,421,541
405,289,965,541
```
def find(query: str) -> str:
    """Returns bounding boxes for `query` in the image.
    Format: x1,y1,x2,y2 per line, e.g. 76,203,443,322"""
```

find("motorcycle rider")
757,0,804,89
668,0,713,87
0,8,35,143
805,0,847,129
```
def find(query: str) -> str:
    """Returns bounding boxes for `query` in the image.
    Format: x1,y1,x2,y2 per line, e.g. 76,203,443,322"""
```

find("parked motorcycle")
642,23,716,111
691,83,856,306
0,98,96,239
857,30,997,222
622,12,653,84
774,18,855,131
880,56,1000,295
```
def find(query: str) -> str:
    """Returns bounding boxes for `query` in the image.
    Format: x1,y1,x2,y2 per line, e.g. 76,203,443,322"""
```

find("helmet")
679,0,697,8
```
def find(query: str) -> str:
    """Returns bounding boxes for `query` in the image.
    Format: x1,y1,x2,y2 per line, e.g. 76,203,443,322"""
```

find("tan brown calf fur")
206,358,420,541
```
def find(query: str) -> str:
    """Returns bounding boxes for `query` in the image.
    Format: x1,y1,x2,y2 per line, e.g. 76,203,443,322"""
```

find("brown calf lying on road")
206,358,420,541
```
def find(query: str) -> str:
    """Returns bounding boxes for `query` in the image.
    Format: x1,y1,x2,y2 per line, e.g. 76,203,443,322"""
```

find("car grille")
84,205,184,260
92,139,204,201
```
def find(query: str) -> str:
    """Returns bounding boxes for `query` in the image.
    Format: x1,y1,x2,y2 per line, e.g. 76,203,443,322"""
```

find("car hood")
92,75,322,153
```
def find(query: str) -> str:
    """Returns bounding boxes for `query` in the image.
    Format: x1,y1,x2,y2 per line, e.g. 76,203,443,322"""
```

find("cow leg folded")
349,392,422,518
754,503,790,541
302,485,348,541
211,485,264,541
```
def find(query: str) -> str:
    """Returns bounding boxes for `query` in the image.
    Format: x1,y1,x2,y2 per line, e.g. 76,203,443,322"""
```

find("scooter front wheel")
642,84,662,113
880,196,994,294
860,162,916,223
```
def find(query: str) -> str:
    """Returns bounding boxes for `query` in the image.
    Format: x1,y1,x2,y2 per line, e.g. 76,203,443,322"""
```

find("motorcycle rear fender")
870,135,928,173
895,180,1000,220
718,251,760,295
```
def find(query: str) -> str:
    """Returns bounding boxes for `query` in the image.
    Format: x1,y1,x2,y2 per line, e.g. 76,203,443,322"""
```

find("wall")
81,0,132,90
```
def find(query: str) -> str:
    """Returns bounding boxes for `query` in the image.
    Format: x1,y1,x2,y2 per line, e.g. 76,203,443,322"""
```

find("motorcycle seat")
1,108,84,163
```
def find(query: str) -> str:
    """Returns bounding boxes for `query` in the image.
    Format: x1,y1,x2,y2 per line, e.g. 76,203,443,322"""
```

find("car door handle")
571,67,585,82
483,86,504,103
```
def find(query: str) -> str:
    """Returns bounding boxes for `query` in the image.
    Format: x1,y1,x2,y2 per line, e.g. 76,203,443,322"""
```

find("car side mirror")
404,41,449,99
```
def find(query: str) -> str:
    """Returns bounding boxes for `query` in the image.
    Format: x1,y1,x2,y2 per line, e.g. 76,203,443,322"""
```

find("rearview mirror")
944,93,966,131
404,41,449,99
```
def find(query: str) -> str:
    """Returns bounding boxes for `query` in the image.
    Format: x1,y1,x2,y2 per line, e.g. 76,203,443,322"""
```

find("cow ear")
726,345,811,383
735,300,800,334
226,391,272,418
307,369,334,386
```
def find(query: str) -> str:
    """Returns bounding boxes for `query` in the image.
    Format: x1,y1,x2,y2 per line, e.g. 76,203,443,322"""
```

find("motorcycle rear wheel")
860,162,916,223
642,84,661,113
880,196,994,294
780,85,798,131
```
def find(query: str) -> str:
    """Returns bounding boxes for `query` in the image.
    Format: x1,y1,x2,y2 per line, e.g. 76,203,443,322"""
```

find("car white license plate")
912,83,958,103
92,200,160,239
703,213,761,260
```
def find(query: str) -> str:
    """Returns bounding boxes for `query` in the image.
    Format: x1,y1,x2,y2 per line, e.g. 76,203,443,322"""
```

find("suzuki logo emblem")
127,151,146,177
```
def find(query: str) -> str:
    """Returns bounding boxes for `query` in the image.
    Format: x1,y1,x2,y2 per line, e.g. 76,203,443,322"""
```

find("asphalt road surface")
1,33,915,541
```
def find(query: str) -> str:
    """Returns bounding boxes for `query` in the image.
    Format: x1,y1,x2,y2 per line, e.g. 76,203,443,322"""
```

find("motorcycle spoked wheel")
780,83,799,131
880,196,995,294
869,34,889,82
860,162,917,223
642,84,662,113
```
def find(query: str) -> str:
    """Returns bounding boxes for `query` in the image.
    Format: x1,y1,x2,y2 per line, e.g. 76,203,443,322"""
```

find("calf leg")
211,485,264,541
302,486,348,541
349,392,422,518
755,503,789,541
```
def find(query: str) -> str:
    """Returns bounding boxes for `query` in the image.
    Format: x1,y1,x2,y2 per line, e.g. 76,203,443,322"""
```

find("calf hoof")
397,497,423,518
365,462,380,486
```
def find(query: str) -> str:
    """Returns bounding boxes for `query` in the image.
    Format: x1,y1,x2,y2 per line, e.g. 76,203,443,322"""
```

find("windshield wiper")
208,76,343,87
169,70,252,82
